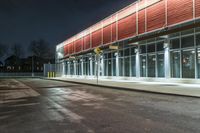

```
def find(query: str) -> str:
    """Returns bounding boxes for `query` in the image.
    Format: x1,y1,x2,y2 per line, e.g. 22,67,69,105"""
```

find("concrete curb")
41,77,200,98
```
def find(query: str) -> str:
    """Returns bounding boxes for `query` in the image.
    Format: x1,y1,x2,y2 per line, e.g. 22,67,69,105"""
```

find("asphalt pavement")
0,78,200,133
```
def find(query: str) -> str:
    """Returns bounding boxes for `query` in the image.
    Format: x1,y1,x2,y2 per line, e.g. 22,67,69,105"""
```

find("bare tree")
29,39,54,59
0,42,8,58
11,43,23,58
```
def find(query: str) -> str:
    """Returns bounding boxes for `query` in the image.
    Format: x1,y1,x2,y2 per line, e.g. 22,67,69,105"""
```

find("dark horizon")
0,0,136,51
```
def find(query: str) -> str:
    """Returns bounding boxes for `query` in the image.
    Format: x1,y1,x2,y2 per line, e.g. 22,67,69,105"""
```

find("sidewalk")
45,77,200,98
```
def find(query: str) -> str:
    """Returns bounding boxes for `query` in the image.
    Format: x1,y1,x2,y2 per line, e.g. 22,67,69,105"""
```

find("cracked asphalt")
0,78,200,133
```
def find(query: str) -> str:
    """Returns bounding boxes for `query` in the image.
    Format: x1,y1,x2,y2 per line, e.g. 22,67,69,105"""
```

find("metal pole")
32,55,34,77
96,54,99,85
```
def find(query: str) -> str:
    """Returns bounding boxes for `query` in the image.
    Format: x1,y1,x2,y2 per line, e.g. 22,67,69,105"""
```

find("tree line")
0,39,55,60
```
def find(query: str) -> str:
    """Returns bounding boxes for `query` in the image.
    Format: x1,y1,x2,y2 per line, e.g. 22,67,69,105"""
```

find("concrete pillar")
62,61,65,76
164,37,171,78
116,52,119,77
135,48,140,78
90,58,93,76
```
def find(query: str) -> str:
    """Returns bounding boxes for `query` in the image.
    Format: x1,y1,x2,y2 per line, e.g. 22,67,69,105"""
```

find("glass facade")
61,28,200,80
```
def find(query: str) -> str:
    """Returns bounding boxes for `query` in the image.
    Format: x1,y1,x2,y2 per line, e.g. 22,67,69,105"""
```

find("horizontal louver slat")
118,14,136,40
196,0,200,18
138,10,145,34
92,30,102,48
167,0,193,26
103,25,112,45
83,35,90,50
64,45,68,56
75,39,82,53
112,22,117,41
147,1,165,31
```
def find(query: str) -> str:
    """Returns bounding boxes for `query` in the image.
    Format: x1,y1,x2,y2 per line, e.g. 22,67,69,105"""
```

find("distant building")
4,55,21,72
4,55,54,72
0,61,3,67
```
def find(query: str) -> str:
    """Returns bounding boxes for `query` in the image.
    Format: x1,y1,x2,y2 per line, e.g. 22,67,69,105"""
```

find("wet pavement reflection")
0,78,200,133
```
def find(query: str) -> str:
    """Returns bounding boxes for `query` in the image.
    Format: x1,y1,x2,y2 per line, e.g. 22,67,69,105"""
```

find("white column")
136,48,140,78
74,60,76,76
116,52,119,76
164,37,171,78
62,61,65,76
90,58,93,76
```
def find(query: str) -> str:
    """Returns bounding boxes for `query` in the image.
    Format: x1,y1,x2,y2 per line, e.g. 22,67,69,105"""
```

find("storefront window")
108,59,112,76
140,55,146,77
157,54,164,77
197,49,200,78
124,56,130,77
112,58,116,76
170,38,180,49
65,61,68,75
181,35,194,48
156,41,164,52
92,60,95,76
119,58,124,76
147,43,155,53
70,61,74,75
131,56,136,77
196,34,200,46
148,55,156,77
104,60,107,76
140,45,146,53
182,50,195,78
171,51,180,78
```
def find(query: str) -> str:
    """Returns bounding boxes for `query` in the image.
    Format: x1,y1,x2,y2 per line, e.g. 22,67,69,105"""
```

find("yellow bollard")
50,72,52,78
52,72,54,78
48,72,50,78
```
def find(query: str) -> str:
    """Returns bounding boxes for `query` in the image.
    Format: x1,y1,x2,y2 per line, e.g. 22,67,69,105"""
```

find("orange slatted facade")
83,35,90,50
118,14,136,40
147,0,165,31
75,38,83,53
138,10,146,34
59,0,198,57
196,0,200,18
167,0,193,26
92,30,102,48
64,45,68,56
68,43,74,54
112,22,117,42
138,0,146,34
103,25,112,45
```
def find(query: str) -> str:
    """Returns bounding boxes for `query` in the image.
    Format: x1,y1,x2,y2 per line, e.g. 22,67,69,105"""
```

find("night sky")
0,0,136,56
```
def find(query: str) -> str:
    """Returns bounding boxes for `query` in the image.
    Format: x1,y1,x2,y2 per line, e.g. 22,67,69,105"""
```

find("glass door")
147,54,156,77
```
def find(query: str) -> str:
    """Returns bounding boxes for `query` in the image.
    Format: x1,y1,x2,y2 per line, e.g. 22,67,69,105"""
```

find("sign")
109,45,118,50
94,47,102,55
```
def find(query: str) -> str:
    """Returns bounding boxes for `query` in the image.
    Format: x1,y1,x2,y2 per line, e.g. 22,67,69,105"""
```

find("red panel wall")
75,38,83,53
196,0,200,18
118,14,136,40
112,22,117,42
92,29,102,48
68,42,74,54
103,25,112,45
147,1,165,31
167,0,193,26
64,45,68,56
138,10,145,34
83,35,90,50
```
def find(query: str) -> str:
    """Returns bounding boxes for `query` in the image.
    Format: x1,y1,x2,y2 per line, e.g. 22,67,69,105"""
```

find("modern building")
56,0,200,83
